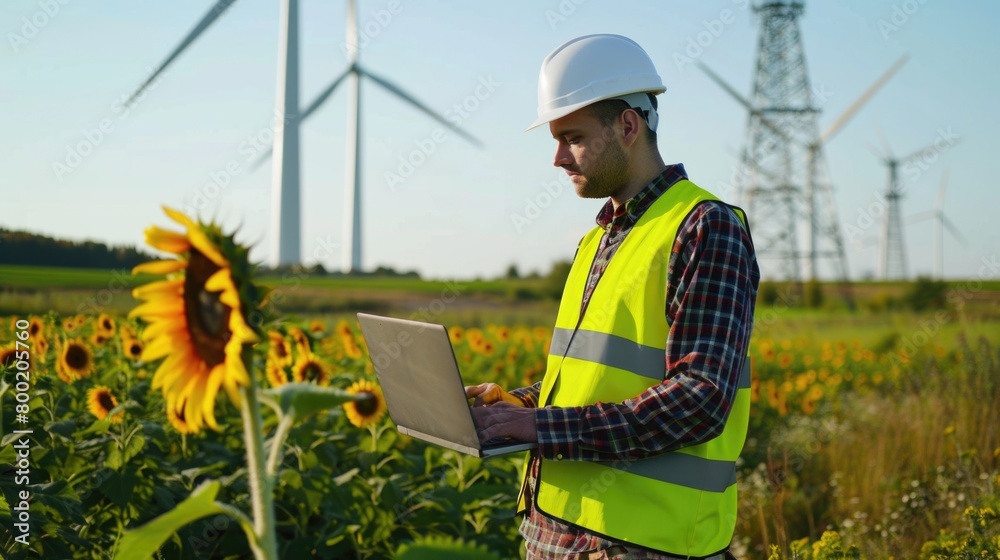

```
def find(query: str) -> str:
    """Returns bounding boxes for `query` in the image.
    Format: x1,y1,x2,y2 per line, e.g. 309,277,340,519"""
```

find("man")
467,34,759,559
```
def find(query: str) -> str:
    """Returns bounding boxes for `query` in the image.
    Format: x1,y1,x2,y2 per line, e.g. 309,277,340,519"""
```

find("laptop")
356,312,537,458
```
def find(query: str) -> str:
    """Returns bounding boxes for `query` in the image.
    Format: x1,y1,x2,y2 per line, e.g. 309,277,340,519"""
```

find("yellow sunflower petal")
145,225,191,255
204,269,234,293
129,299,185,319
180,375,206,432
188,228,228,268
132,260,186,276
201,364,227,431
132,278,184,301
152,351,197,392
140,334,178,362
162,206,196,229
139,317,188,343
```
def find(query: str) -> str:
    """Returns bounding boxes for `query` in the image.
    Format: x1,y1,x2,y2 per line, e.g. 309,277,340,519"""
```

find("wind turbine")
907,170,966,279
871,130,952,280
122,0,481,271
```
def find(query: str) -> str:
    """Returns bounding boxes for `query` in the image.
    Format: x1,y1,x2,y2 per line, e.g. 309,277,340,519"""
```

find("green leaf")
263,382,367,423
45,419,76,440
395,535,500,560
114,481,238,560
124,434,146,463
100,470,139,509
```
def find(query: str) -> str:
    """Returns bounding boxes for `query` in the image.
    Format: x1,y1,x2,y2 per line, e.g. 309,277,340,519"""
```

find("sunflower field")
1,208,999,559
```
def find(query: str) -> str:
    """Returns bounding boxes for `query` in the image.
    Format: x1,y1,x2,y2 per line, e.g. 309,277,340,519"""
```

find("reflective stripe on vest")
550,327,751,389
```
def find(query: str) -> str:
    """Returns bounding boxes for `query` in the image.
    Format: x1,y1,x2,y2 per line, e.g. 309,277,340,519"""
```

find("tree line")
0,228,153,269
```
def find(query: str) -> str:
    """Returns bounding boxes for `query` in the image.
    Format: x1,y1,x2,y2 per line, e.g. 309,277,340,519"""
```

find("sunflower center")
355,392,378,416
302,362,324,382
129,342,142,357
65,345,90,370
1,350,16,368
102,319,112,331
97,391,115,411
275,343,288,359
184,250,232,367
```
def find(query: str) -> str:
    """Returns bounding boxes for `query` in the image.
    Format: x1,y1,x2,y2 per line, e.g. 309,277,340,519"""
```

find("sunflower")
267,330,292,367
265,359,289,388
36,336,49,360
308,319,326,335
28,317,45,339
166,393,195,434
0,345,18,370
96,313,116,336
342,336,363,360
289,326,311,354
448,326,464,345
123,337,144,361
87,386,123,423
90,331,110,347
129,206,263,433
57,338,94,382
292,353,331,386
344,379,387,428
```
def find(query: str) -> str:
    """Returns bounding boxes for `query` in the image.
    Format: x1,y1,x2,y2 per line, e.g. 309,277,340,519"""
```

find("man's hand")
465,383,525,408
471,402,538,443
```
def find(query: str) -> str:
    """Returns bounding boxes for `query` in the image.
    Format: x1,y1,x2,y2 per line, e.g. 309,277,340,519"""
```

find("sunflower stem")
266,411,295,479
239,346,279,560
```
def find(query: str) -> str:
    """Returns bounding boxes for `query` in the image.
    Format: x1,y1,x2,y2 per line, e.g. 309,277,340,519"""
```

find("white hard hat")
527,34,666,131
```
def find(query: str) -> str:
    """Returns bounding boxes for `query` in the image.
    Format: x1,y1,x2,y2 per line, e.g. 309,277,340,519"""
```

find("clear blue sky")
2,0,998,281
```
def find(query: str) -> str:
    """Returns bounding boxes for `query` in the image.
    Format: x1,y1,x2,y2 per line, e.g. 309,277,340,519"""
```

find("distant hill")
0,228,153,270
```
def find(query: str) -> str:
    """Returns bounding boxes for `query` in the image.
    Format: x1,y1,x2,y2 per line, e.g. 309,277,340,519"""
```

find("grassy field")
3,264,1000,558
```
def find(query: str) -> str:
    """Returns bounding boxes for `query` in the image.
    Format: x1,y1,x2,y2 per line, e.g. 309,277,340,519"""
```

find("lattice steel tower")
702,1,904,295
739,0,851,286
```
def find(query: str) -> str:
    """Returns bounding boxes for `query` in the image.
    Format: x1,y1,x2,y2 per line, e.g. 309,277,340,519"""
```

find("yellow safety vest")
523,179,751,558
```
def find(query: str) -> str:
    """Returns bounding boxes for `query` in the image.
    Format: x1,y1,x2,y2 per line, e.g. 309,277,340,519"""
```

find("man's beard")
573,138,629,200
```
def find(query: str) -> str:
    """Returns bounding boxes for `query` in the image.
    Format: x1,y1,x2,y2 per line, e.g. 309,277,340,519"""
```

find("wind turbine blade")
123,0,239,107
301,68,352,120
359,66,484,147
867,142,886,161
940,215,968,245
899,137,959,165
697,62,789,143
936,169,948,211
250,68,353,171
818,54,908,146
